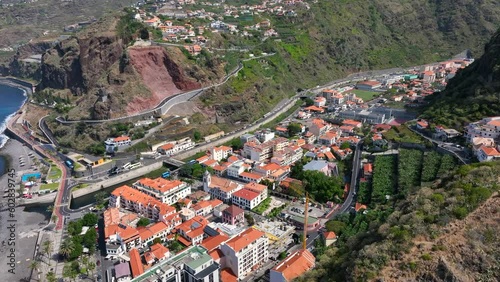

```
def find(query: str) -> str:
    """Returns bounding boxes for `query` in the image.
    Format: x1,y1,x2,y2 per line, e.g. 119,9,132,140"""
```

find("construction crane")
302,192,309,250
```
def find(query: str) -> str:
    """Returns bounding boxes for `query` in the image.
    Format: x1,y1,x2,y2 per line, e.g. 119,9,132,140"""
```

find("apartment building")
220,228,269,279
226,160,247,178
211,145,233,161
244,137,289,162
176,216,209,246
203,171,243,202
109,185,176,222
133,178,191,205
466,117,500,142
231,188,261,210
309,119,331,137
255,129,276,143
243,182,268,202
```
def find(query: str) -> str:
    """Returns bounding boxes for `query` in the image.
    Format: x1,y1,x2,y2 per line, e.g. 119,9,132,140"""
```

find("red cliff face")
126,46,201,114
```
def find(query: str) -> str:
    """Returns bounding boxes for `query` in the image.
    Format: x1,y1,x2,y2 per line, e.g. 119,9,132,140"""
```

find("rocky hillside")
421,28,500,128
378,194,499,282
296,161,500,282
192,0,500,125
37,15,220,119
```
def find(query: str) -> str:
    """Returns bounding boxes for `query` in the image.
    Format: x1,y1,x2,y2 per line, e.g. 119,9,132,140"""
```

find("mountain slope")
421,29,500,128
296,161,500,282
194,0,500,124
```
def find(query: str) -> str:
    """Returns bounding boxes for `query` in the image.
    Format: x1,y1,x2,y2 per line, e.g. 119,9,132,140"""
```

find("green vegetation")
62,213,98,261
268,204,287,218
397,149,423,197
297,159,498,281
357,181,371,205
260,100,303,129
437,154,457,178
252,197,272,215
136,217,150,227
421,151,442,182
371,155,397,206
245,213,255,225
351,89,379,101
48,164,62,180
287,123,302,136
421,29,500,129
382,125,426,144
41,182,60,190
290,158,344,203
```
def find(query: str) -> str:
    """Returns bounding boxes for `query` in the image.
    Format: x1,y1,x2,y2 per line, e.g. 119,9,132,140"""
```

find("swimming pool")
21,172,41,182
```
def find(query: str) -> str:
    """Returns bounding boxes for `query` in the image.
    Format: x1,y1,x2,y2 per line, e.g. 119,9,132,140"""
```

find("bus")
65,160,74,169
161,170,171,179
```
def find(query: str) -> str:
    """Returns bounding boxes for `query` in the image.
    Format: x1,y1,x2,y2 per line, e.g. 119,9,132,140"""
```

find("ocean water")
0,83,27,175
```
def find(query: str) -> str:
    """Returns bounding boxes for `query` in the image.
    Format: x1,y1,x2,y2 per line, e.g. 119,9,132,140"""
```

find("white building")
203,171,242,202
466,117,500,142
226,160,247,178
220,228,269,279
211,145,233,161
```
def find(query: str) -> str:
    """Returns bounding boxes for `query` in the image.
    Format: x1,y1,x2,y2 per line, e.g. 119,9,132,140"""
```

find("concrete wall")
72,161,164,198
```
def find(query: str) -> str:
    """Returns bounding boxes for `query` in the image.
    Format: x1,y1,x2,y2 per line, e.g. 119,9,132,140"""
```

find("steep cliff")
421,29,500,128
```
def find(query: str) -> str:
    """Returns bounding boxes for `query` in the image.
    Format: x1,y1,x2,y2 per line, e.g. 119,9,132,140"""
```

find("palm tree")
46,271,57,282
59,239,74,259
87,261,96,276
28,260,40,273
42,240,53,264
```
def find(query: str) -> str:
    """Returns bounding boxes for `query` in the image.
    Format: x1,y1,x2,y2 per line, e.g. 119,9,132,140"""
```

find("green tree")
153,237,162,245
137,217,150,227
340,141,351,150
245,213,255,225
287,123,303,136
139,27,150,40
83,228,98,249
94,191,106,205
63,263,78,282
278,251,287,260
304,97,314,106
67,220,83,236
43,240,53,264
82,213,98,226
87,261,96,276
28,260,40,272
59,239,74,259
46,271,57,282
193,130,202,141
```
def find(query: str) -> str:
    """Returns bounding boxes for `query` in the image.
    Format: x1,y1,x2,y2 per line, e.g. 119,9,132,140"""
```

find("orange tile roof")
342,119,362,127
487,120,500,126
114,136,130,142
363,163,373,174
240,171,263,180
227,155,240,163
201,233,230,252
196,155,210,163
304,105,324,112
208,199,223,208
225,228,265,252
177,235,192,247
272,249,315,281
232,188,260,201
214,145,232,152
209,249,225,261
111,185,175,216
203,159,218,167
221,268,238,282
160,143,174,150
129,248,144,278
208,175,240,193
104,207,120,226
324,231,337,240
481,146,500,156
262,162,281,171
136,177,184,193
355,202,367,211
244,182,267,193
150,243,169,260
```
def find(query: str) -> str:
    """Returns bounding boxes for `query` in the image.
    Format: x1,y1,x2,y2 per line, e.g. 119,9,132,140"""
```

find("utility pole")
302,192,309,250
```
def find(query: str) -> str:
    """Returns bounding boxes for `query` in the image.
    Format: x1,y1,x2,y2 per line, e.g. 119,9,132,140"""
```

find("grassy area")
143,167,169,179
351,89,380,101
260,100,303,129
41,182,60,191
72,183,89,191
252,197,272,215
48,164,62,180
382,125,426,144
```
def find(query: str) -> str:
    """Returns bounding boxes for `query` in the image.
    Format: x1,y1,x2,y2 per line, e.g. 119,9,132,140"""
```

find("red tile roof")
272,249,315,281
129,248,144,278
232,188,260,201
201,233,230,252
225,228,265,252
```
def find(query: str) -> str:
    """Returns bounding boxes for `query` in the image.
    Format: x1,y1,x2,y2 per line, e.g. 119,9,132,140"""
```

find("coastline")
0,77,33,150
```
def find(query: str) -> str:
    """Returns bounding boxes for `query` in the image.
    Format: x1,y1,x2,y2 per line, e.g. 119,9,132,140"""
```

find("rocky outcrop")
39,35,124,94
126,46,201,114
0,41,54,80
